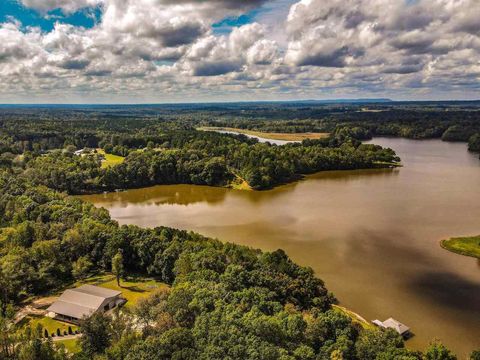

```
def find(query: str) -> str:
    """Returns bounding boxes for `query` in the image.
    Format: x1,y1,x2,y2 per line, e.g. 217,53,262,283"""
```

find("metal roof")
47,300,95,319
382,318,410,334
75,285,121,298
47,285,121,319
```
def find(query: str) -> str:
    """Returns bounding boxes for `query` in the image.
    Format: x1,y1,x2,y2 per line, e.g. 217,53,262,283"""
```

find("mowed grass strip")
332,305,376,331
198,127,329,141
441,235,480,259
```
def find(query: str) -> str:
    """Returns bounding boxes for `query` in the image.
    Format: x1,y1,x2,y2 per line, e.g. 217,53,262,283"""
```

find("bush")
471,350,480,360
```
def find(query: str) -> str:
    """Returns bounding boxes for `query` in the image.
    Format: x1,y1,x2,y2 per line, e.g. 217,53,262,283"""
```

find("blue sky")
0,0,100,31
212,12,260,35
1,0,262,34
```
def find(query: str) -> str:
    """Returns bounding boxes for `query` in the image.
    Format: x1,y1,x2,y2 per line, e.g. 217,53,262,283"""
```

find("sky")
0,0,479,103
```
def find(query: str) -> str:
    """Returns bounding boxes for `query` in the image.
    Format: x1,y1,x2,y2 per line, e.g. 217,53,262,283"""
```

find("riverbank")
332,305,375,331
441,236,480,259
197,126,329,141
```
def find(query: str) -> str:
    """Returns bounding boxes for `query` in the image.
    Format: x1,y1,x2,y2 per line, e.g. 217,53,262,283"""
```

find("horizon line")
2,98,480,106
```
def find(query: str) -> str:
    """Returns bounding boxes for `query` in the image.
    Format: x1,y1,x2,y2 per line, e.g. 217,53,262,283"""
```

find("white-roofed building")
47,285,124,323
372,317,410,337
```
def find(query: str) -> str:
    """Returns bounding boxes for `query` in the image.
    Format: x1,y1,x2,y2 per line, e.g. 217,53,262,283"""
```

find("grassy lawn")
76,274,167,307
55,338,81,353
441,235,480,259
96,149,125,168
198,127,329,141
18,315,78,336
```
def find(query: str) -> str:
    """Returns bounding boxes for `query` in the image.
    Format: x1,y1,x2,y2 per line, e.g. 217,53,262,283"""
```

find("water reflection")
85,167,399,209
84,184,230,207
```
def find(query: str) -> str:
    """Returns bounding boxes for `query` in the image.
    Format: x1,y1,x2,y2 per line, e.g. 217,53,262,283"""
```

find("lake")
82,138,480,357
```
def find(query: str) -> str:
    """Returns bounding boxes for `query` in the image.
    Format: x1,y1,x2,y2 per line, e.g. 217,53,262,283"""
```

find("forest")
1,102,480,156
1,102,480,359
0,111,400,193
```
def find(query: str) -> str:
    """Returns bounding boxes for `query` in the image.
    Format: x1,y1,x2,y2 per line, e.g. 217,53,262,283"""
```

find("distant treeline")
199,109,480,151
1,104,479,155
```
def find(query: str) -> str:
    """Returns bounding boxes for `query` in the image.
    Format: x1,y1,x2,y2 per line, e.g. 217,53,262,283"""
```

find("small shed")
372,317,410,337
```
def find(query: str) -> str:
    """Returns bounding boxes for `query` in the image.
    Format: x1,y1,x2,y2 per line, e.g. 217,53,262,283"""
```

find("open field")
97,149,125,168
441,236,480,259
198,127,329,141
75,274,167,307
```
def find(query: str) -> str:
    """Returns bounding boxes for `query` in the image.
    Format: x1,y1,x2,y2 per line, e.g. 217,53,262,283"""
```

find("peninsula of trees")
0,113,400,193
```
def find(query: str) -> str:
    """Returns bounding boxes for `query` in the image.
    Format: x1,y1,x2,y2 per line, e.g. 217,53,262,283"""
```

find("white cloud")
2,0,480,102
19,0,102,14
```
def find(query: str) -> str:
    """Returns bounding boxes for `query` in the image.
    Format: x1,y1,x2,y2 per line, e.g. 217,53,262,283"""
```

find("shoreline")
440,236,480,259
76,165,398,196
332,304,375,331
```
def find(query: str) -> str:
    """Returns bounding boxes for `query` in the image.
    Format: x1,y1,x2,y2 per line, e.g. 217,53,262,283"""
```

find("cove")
82,138,480,357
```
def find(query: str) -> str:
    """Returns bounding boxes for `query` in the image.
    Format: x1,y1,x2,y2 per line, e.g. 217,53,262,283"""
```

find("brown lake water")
83,138,480,358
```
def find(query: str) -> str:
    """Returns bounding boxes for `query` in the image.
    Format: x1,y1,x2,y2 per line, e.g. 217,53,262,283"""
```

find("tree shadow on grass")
120,285,147,293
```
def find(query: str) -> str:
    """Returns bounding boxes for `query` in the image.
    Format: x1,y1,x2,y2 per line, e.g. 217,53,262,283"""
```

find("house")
73,148,95,156
372,317,410,337
47,285,124,323
73,149,87,156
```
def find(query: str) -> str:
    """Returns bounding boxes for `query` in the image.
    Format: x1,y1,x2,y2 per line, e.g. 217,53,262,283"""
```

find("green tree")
424,341,456,360
471,350,480,360
79,312,112,356
112,250,125,286
72,256,93,279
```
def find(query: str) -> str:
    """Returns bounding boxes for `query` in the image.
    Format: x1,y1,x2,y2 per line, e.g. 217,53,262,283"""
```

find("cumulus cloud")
285,0,480,67
19,0,102,13
180,24,277,76
2,0,480,101
281,0,480,97
247,39,277,65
